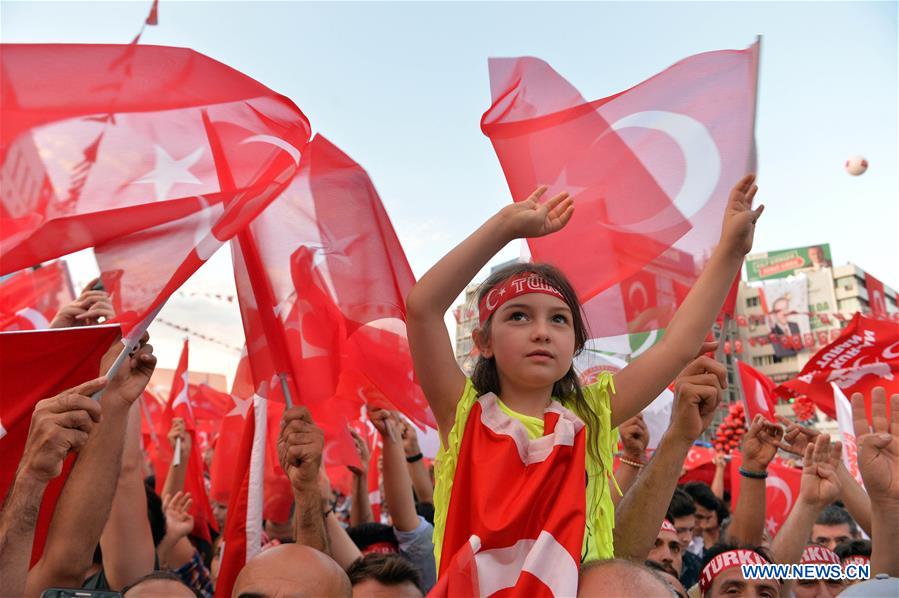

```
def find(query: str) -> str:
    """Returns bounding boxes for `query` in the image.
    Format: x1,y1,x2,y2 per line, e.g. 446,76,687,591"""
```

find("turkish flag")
483,42,759,335
865,274,889,319
777,313,899,418
2,44,310,273
209,349,255,505
230,134,431,474
2,44,311,342
736,360,778,422
729,453,801,537
188,383,231,422
0,261,74,331
214,398,265,598
155,340,217,542
0,324,121,563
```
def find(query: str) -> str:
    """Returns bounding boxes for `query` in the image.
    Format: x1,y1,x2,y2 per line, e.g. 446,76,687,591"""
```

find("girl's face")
479,292,576,392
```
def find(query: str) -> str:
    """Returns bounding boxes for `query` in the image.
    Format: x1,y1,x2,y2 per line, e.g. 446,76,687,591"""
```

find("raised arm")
347,429,374,526
26,338,156,595
612,174,762,426
771,435,841,566
161,417,190,500
318,471,363,569
710,453,726,499
0,381,103,597
851,387,899,576
369,410,420,533
727,415,783,546
614,354,722,560
398,417,434,504
777,416,872,535
99,400,155,589
406,187,573,438
278,406,328,553
610,415,649,507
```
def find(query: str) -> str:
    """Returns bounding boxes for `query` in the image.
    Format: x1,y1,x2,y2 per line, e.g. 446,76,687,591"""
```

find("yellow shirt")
433,373,618,570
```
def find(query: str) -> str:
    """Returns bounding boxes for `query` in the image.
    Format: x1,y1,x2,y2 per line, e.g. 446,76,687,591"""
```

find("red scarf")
432,394,587,597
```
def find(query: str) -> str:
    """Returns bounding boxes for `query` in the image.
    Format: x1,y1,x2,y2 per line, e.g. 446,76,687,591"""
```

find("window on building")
752,355,774,367
746,296,760,308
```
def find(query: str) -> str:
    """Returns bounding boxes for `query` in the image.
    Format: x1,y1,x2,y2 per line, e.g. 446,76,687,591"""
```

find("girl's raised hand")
719,174,763,257
499,186,574,239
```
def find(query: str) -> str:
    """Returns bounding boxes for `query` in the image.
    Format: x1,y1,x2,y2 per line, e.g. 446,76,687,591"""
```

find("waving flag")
210,349,255,505
777,313,899,417
736,360,778,422
230,134,431,476
1,44,311,340
155,339,217,542
0,261,74,331
483,41,759,336
214,396,267,598
0,324,121,562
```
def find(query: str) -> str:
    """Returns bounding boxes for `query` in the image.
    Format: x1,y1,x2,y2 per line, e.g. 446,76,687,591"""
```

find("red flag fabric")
214,397,266,598
0,261,74,331
864,274,889,319
188,383,231,422
736,360,778,422
777,313,899,418
155,340,217,542
729,453,800,537
209,349,255,505
0,324,121,562
482,42,758,336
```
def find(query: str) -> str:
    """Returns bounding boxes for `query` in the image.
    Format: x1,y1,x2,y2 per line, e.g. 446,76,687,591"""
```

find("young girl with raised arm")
406,175,762,595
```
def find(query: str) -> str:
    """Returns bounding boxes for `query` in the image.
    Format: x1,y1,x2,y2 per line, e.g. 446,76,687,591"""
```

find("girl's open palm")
720,174,763,256
501,186,574,239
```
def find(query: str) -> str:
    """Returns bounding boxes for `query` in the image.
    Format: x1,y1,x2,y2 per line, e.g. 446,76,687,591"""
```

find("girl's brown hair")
471,262,604,467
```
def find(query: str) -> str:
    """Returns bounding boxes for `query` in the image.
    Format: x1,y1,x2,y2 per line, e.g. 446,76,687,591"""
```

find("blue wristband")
738,466,768,479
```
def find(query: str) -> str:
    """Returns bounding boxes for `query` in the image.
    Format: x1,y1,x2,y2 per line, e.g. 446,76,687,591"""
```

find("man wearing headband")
698,545,780,598
647,519,684,579
792,544,845,598
834,539,871,587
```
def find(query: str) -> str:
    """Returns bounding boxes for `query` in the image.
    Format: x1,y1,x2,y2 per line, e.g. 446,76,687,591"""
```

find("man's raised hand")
668,350,726,443
741,414,784,471
852,387,899,504
19,377,106,482
278,406,324,492
49,280,115,328
798,435,842,508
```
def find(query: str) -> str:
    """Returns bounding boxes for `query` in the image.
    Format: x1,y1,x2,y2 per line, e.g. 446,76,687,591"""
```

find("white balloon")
845,155,868,176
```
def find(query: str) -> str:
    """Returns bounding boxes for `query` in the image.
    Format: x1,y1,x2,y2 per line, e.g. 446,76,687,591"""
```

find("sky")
3,0,897,386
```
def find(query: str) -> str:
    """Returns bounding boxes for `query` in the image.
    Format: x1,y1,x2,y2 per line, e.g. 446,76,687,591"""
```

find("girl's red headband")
478,273,566,326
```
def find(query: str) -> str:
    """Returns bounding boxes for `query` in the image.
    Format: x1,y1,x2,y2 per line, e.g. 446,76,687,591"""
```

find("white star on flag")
541,166,588,200
0,416,6,440
136,145,205,201
226,394,253,419
171,371,193,417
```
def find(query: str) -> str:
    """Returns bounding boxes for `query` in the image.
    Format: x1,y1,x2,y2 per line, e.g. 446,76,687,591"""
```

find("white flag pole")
92,301,165,402
173,436,182,467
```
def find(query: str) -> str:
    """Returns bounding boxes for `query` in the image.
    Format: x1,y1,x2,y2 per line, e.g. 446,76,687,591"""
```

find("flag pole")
91,301,165,401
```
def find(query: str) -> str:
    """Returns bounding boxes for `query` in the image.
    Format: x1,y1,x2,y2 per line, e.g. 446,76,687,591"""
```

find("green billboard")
745,244,832,281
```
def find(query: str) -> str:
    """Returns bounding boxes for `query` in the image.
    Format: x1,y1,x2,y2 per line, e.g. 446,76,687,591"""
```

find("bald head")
578,559,671,597
233,544,352,598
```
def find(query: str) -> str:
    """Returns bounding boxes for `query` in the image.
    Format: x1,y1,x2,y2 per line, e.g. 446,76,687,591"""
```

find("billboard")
746,244,832,281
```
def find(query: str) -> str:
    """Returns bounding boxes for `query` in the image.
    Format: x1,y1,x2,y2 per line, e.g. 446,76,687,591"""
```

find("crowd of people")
1,175,898,598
